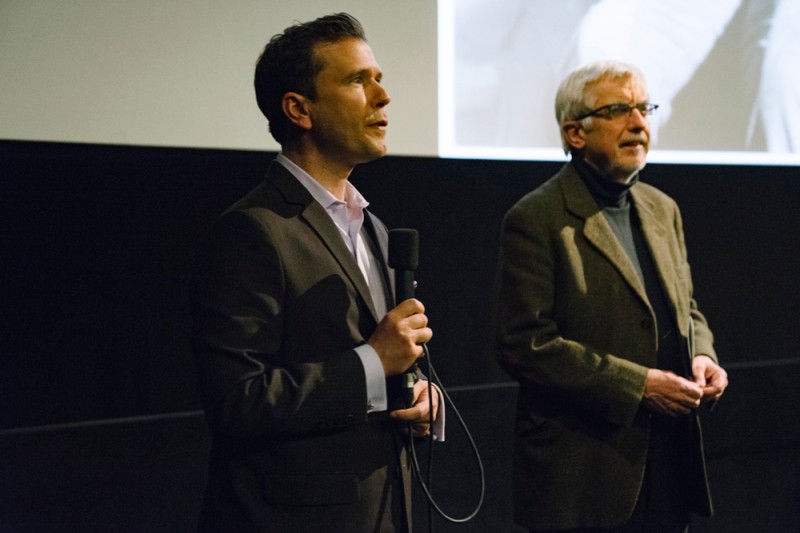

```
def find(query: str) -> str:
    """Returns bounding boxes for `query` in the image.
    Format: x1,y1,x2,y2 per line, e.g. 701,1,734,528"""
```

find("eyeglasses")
575,102,659,121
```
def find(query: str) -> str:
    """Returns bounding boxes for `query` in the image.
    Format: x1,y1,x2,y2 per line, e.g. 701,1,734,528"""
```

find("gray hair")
555,60,648,154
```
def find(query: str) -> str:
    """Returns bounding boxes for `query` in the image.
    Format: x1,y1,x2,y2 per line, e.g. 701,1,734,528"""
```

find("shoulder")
631,180,680,216
634,180,674,203
211,163,316,232
508,166,570,215
504,165,586,230
203,166,303,251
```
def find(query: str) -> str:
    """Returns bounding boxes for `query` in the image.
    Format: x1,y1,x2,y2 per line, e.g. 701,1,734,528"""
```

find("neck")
581,157,636,185
282,146,352,201
573,157,638,208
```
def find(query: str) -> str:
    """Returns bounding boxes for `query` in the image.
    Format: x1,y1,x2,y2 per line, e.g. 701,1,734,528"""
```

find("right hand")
642,369,703,417
367,299,432,377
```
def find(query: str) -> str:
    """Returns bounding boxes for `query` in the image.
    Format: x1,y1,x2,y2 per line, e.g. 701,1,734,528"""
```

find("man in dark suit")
494,61,728,532
190,13,437,532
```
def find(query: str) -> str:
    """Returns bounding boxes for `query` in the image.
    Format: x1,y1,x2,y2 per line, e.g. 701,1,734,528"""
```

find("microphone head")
388,228,419,270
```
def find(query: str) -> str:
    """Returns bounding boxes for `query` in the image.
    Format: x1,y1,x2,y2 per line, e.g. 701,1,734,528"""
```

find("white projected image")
440,0,800,165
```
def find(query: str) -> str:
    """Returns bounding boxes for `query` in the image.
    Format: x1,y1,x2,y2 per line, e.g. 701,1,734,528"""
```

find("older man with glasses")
494,60,728,532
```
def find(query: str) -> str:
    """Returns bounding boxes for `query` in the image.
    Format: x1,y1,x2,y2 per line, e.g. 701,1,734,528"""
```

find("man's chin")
610,160,646,184
355,146,387,166
370,142,388,159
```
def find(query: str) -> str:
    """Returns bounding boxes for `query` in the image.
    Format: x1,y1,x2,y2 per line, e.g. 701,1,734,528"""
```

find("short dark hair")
254,13,366,144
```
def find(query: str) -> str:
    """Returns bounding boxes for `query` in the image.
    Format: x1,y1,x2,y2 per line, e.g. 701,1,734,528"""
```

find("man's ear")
562,121,586,151
282,92,312,131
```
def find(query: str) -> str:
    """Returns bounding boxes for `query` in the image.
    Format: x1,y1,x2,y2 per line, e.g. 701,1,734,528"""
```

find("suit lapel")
561,166,650,307
363,211,394,308
631,187,681,320
268,163,381,323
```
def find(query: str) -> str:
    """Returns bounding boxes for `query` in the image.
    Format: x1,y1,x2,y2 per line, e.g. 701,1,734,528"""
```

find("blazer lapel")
269,163,381,323
631,187,681,321
363,211,394,308
561,167,650,307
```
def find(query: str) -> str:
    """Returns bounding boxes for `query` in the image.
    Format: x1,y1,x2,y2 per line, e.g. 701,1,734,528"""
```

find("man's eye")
608,104,631,117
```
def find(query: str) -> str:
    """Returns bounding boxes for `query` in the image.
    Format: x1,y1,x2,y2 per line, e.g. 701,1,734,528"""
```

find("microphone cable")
407,343,485,528
387,227,483,527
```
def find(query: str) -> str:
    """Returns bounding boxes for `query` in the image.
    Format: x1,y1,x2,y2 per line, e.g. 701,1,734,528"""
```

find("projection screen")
2,1,798,165
439,0,800,165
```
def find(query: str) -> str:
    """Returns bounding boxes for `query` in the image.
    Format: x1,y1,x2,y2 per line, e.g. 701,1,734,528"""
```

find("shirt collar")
276,153,369,210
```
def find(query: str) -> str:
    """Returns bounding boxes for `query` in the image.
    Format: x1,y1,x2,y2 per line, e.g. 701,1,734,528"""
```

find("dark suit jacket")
190,161,410,532
494,163,716,530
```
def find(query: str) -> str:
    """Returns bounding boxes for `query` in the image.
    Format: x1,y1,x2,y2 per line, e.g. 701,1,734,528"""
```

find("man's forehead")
586,74,646,100
313,38,377,74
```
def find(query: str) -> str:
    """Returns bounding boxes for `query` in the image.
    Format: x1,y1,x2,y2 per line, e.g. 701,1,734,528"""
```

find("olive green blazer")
494,163,716,529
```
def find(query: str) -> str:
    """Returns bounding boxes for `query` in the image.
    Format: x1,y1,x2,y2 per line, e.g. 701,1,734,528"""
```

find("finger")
415,326,433,345
424,326,433,341
685,381,705,400
671,403,692,416
649,397,681,417
390,405,424,421
411,423,431,437
701,394,719,404
427,388,439,419
682,396,701,409
668,398,690,414
669,396,696,414
405,312,428,327
692,365,710,385
703,385,723,401
395,298,425,317
710,372,728,389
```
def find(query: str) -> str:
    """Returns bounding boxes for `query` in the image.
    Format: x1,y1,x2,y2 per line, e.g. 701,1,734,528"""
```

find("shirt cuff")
355,344,387,413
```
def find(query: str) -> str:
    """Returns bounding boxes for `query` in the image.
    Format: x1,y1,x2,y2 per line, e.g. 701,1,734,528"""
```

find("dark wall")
1,140,798,531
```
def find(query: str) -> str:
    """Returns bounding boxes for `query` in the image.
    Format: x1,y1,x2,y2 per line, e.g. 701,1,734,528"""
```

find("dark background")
1,140,798,531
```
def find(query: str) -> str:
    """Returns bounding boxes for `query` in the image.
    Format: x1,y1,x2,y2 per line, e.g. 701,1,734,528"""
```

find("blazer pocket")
262,472,359,506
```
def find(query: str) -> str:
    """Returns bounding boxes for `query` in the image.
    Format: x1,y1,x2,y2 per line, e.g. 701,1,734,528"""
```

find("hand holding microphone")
368,299,430,375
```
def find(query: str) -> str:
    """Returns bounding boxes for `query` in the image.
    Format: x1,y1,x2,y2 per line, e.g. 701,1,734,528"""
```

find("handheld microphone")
389,228,485,524
388,228,420,408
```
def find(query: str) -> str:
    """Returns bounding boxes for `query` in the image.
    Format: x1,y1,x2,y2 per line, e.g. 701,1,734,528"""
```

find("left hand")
692,355,729,404
389,380,439,437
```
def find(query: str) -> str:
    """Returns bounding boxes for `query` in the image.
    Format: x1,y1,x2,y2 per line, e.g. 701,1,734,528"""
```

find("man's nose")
627,107,648,129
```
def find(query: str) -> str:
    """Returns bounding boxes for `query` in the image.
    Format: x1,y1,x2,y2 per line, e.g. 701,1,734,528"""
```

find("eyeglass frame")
574,102,659,121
